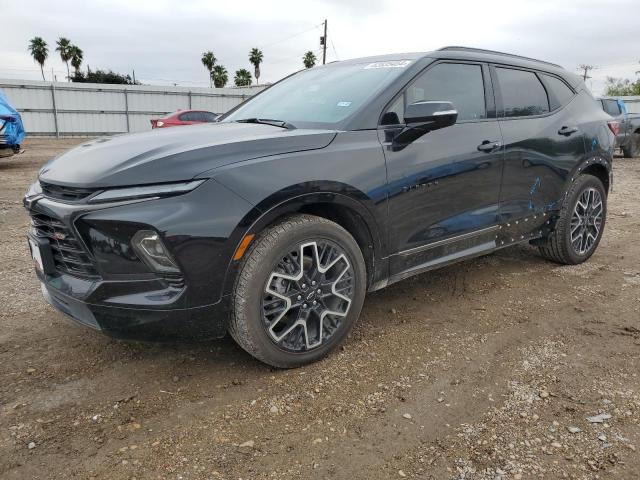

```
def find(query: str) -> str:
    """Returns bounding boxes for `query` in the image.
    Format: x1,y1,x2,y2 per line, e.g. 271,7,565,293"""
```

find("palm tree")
201,51,216,88
212,65,228,88
234,68,252,87
69,45,83,77
56,37,73,81
249,48,264,85
28,37,48,81
303,51,317,69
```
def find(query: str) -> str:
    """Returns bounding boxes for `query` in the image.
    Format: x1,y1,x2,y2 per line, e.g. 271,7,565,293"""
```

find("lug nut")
311,280,316,285
312,300,317,305
297,295,302,300
302,303,307,309
317,289,321,294
301,283,306,289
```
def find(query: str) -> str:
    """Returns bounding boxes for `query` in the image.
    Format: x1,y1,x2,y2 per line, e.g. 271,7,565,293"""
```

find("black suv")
25,47,615,367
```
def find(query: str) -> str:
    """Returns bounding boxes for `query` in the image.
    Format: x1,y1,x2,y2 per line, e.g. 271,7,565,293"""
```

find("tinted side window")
542,74,574,110
602,99,621,116
382,63,486,124
495,68,549,118
178,112,193,121
202,112,218,122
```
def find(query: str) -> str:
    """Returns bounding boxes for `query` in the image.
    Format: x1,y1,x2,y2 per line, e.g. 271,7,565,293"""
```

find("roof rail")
437,46,563,69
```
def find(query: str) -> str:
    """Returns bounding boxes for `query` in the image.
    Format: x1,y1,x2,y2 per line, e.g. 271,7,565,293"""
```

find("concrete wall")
0,79,266,136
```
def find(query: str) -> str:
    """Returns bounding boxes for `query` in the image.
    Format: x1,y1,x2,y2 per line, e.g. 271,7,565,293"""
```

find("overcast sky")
2,0,638,95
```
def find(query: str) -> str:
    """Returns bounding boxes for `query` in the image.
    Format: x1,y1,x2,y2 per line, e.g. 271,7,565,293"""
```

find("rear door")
380,61,504,277
492,66,585,225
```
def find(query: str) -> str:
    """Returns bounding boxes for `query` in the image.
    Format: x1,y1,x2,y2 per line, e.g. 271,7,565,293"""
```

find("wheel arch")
570,156,611,194
220,184,387,298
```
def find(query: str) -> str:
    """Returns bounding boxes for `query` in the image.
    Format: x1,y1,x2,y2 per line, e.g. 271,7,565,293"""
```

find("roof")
331,46,582,87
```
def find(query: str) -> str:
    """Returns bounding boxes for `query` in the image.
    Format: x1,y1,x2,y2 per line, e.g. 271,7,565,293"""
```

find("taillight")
156,121,164,127
607,121,620,136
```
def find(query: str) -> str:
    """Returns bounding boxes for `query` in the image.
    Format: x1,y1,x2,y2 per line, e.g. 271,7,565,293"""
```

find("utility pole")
578,64,594,81
321,19,327,65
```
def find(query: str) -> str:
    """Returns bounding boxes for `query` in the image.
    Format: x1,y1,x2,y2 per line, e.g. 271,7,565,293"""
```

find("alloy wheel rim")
262,240,354,352
570,187,603,255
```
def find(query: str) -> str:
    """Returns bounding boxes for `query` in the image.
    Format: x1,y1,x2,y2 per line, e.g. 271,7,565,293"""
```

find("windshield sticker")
337,101,352,107
364,60,411,69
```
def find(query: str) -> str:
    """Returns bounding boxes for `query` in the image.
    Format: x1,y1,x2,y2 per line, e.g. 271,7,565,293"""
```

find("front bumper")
38,269,230,340
24,178,257,341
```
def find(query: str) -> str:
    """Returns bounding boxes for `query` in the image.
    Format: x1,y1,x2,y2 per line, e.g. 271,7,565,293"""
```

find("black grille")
29,212,98,278
40,182,96,202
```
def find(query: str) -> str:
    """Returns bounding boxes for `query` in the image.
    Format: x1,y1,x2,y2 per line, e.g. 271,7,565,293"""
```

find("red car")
150,109,219,129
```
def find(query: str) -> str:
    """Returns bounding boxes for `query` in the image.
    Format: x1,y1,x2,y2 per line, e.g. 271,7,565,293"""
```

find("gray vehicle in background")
598,97,640,157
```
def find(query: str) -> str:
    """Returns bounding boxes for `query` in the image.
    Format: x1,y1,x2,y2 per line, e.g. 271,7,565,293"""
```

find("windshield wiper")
235,118,297,130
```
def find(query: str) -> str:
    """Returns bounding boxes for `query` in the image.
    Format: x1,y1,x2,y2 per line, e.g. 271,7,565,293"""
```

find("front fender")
218,184,387,298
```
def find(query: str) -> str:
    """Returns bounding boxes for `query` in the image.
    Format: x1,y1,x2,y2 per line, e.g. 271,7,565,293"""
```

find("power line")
327,26,340,61
262,23,324,49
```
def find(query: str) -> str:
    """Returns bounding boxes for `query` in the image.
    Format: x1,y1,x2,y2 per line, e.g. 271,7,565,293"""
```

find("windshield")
223,60,413,129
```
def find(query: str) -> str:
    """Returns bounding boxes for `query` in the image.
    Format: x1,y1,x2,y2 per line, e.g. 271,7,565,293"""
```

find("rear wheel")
538,174,607,265
229,214,367,368
622,133,639,158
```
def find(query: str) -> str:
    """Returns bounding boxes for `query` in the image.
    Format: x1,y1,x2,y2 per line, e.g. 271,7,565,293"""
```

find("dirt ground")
1,138,639,480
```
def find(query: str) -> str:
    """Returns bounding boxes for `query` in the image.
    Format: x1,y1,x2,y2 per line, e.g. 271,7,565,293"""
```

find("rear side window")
602,99,621,116
626,101,640,114
382,62,486,124
178,112,194,121
542,75,574,110
495,67,549,118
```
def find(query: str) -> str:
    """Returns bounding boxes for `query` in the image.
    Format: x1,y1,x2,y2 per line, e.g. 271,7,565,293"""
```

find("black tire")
538,174,607,265
228,214,367,368
622,133,639,158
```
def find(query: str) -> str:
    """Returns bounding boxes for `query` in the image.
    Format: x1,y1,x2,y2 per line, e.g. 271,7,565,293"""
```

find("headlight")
131,230,180,274
87,180,205,204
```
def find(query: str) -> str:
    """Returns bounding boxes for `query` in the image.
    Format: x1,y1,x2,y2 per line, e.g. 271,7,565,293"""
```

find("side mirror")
392,101,458,150
404,101,457,129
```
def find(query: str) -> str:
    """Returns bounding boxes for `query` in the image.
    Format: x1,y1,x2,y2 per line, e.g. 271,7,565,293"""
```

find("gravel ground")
1,138,639,480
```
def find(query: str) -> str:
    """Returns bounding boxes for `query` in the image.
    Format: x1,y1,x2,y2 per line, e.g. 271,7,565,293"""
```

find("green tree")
249,48,264,85
604,76,640,96
201,51,216,88
303,51,316,69
69,45,83,75
56,37,73,81
234,68,252,87
28,36,48,81
212,65,228,88
71,69,140,85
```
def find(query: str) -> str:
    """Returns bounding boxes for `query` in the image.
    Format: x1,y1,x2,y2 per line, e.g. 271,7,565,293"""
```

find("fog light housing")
131,230,180,274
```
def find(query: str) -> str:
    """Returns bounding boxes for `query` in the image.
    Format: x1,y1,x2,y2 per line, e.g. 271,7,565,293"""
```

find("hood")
38,122,337,188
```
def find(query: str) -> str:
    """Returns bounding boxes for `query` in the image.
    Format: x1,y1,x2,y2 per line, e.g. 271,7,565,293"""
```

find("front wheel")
228,214,367,368
537,174,607,265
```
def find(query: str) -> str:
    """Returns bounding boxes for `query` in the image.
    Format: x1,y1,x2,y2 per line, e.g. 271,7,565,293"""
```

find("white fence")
0,79,266,137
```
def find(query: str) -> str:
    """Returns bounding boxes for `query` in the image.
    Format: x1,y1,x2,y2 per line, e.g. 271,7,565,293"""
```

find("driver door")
379,61,504,278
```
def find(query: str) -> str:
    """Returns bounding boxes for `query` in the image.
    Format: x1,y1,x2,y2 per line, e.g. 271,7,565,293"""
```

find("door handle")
477,140,502,152
558,126,579,136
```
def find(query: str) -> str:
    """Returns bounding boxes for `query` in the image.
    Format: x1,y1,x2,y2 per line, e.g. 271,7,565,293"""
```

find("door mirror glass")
404,101,458,129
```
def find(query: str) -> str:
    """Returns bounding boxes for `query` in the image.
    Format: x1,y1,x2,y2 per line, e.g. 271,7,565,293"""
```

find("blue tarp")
0,91,26,146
